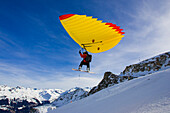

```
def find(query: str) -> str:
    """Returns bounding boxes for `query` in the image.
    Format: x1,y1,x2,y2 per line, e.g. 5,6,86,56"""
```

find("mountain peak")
88,51,170,96
121,51,170,77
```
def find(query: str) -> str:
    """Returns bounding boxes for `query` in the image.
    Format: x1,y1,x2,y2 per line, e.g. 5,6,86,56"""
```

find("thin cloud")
92,0,170,75
0,61,100,89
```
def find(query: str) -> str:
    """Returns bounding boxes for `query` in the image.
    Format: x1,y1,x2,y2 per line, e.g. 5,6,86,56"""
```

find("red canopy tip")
120,32,125,35
59,14,75,20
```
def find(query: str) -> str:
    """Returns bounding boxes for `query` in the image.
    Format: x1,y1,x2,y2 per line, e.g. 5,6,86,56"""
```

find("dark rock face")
0,99,9,105
0,98,39,113
88,72,128,95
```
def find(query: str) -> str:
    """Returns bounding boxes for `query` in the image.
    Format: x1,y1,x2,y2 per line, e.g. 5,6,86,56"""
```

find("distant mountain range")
0,86,90,112
0,51,169,113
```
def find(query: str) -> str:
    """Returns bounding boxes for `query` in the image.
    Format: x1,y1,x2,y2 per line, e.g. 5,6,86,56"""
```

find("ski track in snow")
48,68,170,113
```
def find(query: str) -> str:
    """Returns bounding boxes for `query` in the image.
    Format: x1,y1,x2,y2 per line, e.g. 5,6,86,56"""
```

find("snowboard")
72,68,95,74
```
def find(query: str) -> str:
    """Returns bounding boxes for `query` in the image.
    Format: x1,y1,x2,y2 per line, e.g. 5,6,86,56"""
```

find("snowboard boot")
87,68,90,72
78,66,82,71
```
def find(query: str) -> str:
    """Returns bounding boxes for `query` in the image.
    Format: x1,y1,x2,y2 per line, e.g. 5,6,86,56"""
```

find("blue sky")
0,0,170,90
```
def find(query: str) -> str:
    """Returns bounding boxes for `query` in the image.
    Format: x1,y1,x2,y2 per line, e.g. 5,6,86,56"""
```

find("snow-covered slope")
48,68,170,113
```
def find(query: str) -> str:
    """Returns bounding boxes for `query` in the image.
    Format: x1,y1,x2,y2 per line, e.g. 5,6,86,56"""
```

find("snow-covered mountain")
52,87,90,107
48,68,170,113
0,86,64,103
88,52,170,95
0,86,89,112
0,86,64,112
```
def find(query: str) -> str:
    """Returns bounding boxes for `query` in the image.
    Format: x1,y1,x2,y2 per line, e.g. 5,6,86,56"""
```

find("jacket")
80,53,88,63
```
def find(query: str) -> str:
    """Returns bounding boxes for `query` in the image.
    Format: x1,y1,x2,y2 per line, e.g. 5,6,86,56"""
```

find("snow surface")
48,68,170,113
36,104,56,113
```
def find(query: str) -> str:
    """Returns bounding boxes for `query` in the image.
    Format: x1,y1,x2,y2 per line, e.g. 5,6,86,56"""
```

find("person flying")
78,50,91,72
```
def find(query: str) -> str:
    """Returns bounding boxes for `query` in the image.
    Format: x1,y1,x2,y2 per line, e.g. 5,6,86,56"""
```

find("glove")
79,50,81,54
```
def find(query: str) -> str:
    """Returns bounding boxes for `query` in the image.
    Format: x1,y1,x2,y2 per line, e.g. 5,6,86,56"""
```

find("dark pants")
79,61,90,69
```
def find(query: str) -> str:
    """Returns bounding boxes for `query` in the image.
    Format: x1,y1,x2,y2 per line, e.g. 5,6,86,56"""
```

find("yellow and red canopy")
59,14,125,53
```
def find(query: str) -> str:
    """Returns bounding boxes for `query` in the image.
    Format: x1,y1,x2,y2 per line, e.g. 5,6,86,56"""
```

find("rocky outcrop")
88,72,135,95
88,52,170,96
88,72,119,95
122,52,170,77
